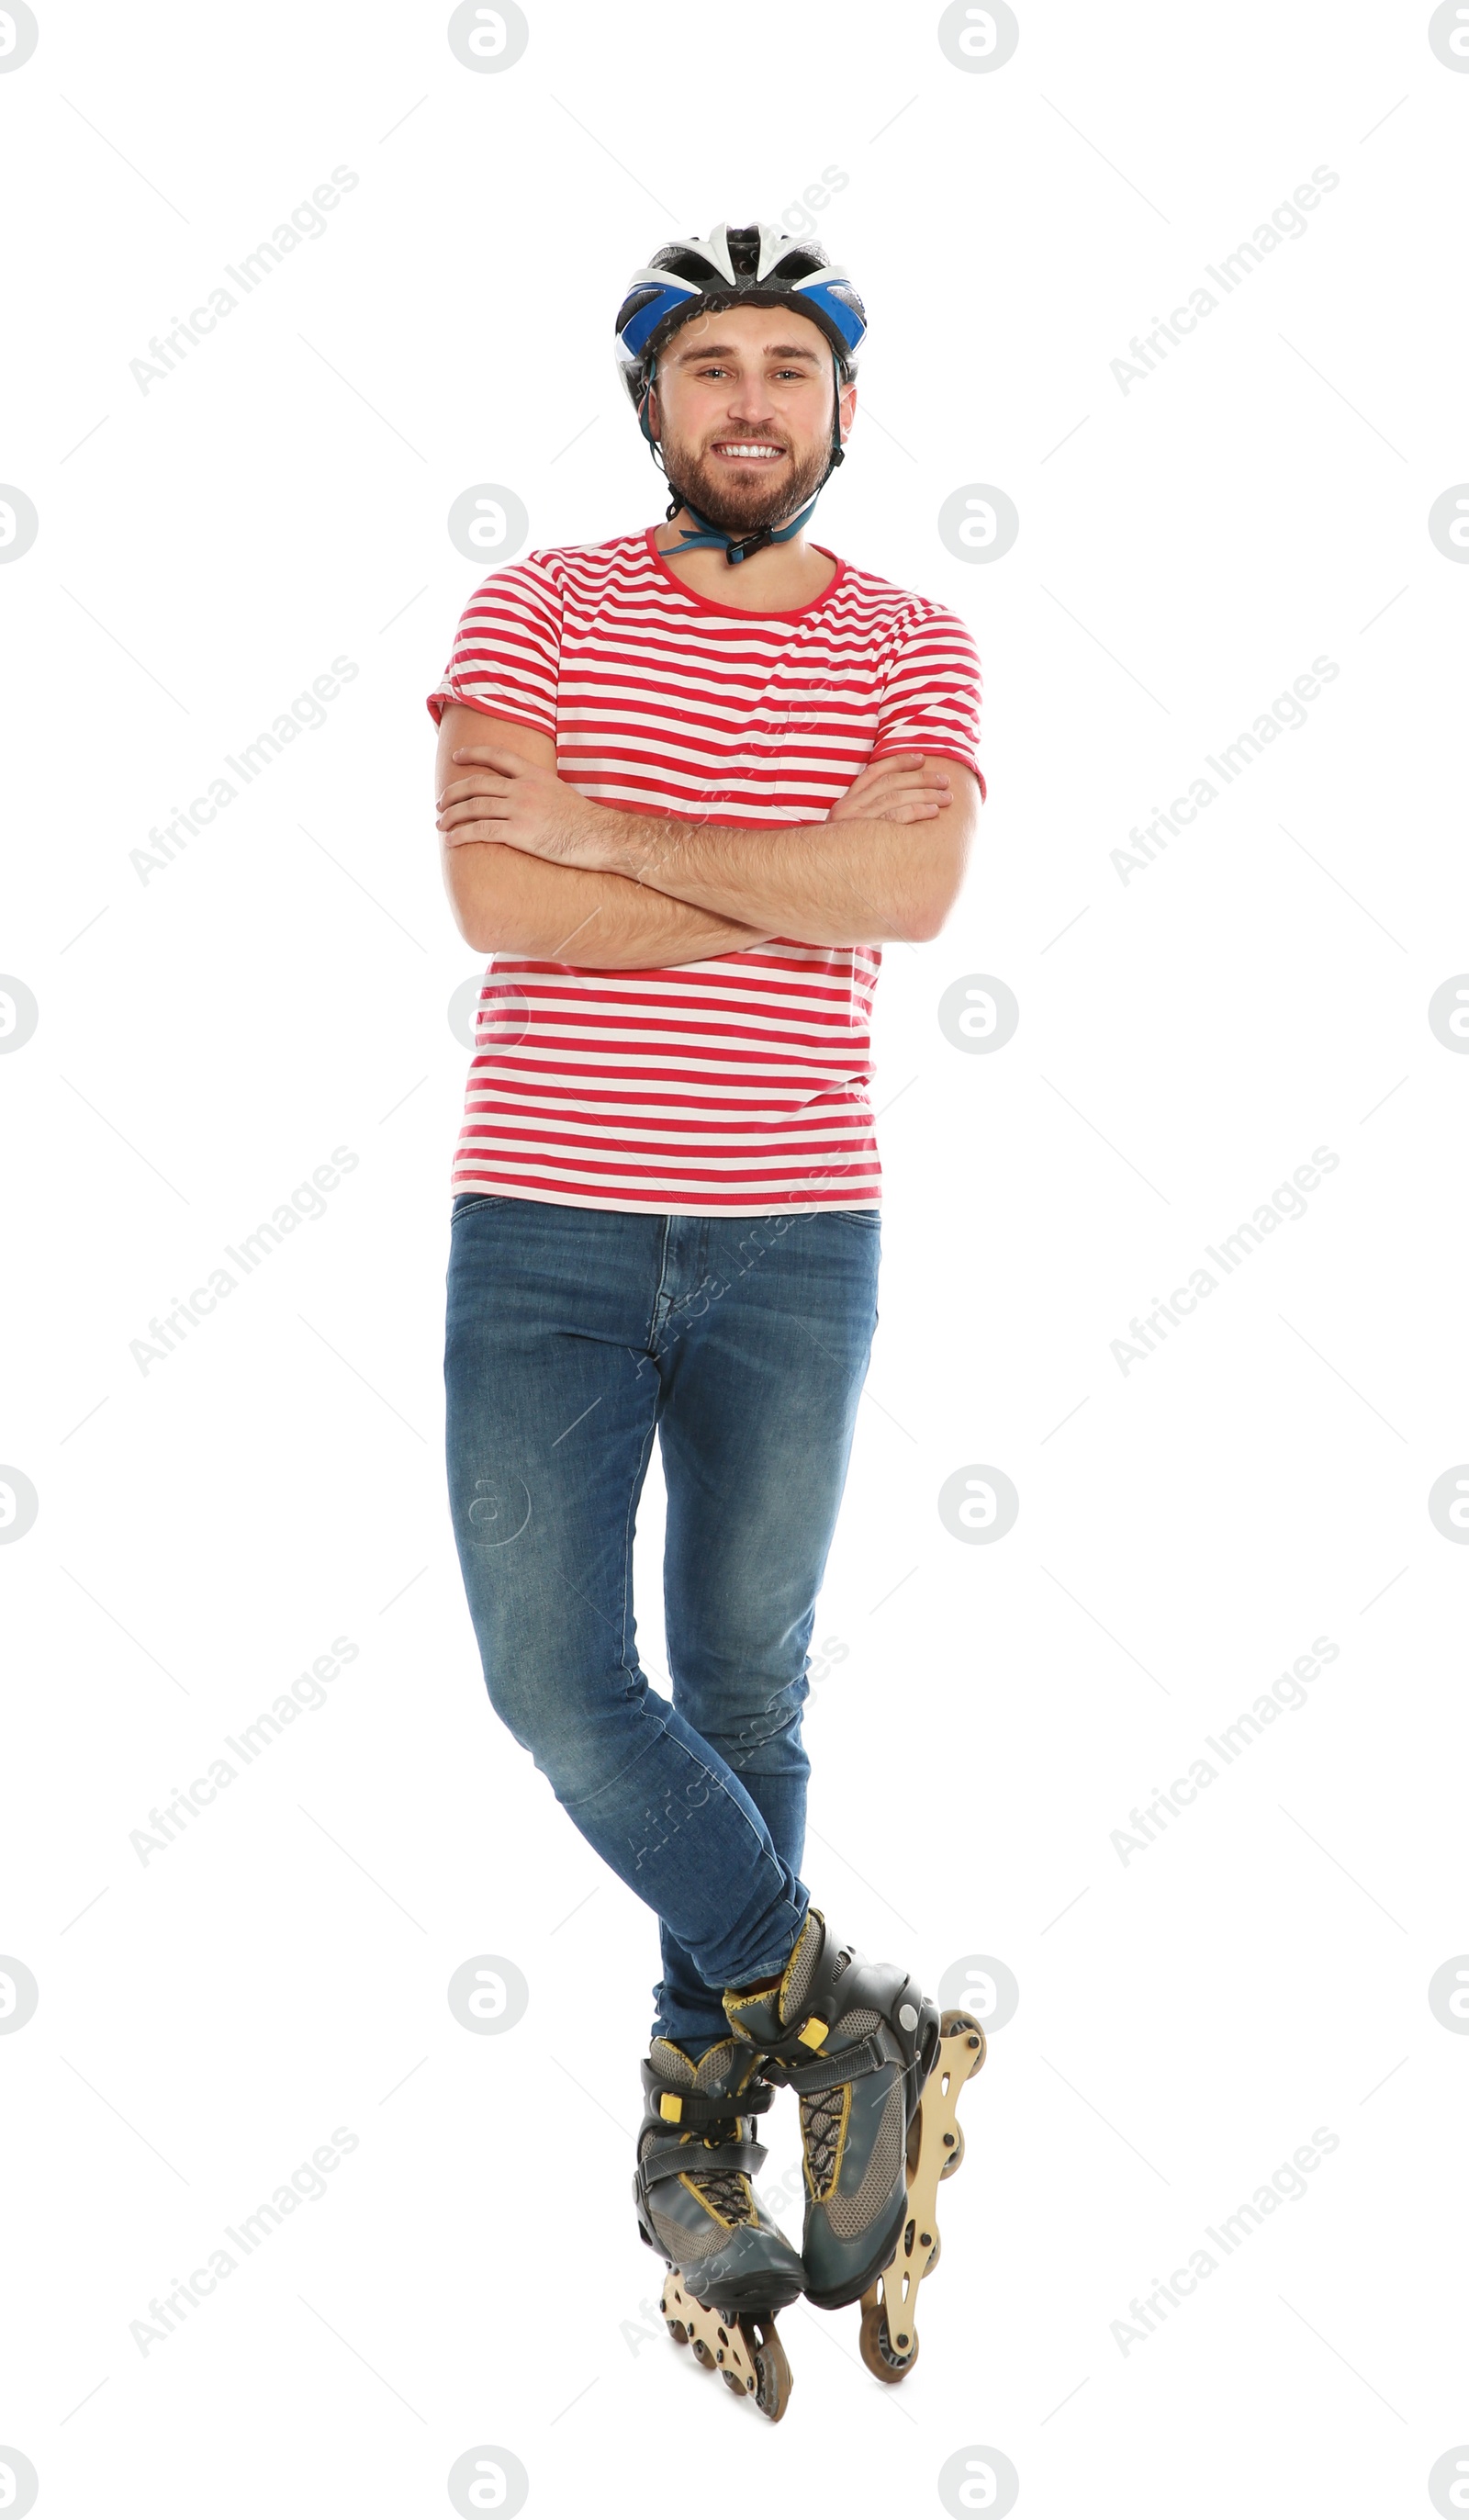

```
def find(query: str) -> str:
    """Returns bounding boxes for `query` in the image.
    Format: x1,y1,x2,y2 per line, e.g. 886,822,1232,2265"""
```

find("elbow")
913,837,974,942
909,894,953,945
443,855,499,955
453,904,498,955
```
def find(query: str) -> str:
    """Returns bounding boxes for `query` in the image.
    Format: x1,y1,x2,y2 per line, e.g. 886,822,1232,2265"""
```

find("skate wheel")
665,2318,690,2346
939,2122,966,2179
923,2229,941,2276
858,2297,918,2384
691,2337,716,2370
740,2316,793,2422
940,2008,988,2077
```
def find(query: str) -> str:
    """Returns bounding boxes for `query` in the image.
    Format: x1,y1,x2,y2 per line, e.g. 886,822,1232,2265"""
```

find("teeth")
715,444,782,457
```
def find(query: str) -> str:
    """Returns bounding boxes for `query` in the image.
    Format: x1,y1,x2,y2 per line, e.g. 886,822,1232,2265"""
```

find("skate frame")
859,2009,986,2377
658,2273,791,2414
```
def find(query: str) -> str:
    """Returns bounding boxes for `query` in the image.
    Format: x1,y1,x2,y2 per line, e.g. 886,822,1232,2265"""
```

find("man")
429,222,986,2416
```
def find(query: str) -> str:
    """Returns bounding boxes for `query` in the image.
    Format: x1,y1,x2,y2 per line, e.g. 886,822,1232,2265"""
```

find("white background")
3,1,1468,2512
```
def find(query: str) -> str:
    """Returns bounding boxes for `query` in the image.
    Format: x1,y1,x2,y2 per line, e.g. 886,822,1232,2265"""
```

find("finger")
858,780,952,816
828,782,944,824
438,795,510,829
847,754,927,793
449,745,528,768
436,775,510,808
442,822,507,848
868,780,950,807
860,764,951,794
438,789,510,817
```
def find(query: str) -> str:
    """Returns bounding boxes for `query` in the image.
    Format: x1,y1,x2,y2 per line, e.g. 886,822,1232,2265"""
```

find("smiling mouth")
710,442,787,462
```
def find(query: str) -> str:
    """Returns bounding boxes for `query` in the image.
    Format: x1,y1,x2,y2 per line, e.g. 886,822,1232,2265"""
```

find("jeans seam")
620,1402,659,1680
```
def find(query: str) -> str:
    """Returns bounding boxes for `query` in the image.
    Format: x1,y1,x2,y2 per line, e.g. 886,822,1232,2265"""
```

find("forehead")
665,303,830,364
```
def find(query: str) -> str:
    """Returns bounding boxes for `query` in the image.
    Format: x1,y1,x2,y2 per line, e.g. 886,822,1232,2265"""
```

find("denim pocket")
451,1193,510,1218
829,1206,881,1230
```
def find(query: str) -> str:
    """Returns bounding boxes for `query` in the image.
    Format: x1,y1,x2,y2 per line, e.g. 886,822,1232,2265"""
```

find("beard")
659,424,832,538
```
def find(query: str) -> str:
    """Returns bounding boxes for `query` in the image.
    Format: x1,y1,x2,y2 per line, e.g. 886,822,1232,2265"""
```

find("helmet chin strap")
639,350,846,566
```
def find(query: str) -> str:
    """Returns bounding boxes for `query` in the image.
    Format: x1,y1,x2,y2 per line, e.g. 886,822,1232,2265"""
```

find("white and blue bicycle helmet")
614,221,868,564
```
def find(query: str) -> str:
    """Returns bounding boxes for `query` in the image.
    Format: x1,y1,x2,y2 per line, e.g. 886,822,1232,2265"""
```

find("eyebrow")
670,339,824,365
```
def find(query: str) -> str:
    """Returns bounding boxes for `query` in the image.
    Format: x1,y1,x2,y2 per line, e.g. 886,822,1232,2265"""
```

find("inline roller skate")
723,1907,986,2382
633,2031,803,2419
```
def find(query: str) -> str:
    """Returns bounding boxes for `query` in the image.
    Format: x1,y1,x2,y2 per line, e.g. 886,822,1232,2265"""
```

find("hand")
826,753,952,825
436,744,605,865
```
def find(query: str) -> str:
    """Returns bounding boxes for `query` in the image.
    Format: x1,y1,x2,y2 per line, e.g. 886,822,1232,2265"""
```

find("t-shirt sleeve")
425,551,562,736
870,605,986,803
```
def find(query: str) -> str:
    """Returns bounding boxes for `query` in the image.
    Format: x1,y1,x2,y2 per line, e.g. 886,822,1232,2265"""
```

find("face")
649,301,856,533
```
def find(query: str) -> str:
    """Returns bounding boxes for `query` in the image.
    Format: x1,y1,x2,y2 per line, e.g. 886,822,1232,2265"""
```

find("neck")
653,510,837,613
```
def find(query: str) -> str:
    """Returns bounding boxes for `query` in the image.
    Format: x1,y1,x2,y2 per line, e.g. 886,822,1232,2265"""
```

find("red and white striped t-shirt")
427,526,983,1215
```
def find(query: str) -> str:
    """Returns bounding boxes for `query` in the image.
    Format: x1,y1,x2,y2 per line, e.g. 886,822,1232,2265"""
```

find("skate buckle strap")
635,2136,768,2196
761,2023,904,2096
652,2080,774,2126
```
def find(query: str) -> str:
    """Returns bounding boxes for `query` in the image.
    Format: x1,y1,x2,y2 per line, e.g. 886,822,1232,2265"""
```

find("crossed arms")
432,703,981,969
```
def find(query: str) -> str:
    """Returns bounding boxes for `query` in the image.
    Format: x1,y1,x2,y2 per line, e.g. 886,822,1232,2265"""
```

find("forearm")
577,810,947,946
444,838,773,967
437,728,977,945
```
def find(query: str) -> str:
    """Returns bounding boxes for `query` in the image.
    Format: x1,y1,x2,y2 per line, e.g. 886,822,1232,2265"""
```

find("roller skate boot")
633,2032,802,2419
723,1907,986,2383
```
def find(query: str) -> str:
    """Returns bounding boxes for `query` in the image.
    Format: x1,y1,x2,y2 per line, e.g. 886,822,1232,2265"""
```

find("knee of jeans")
676,1652,810,1740
477,1643,638,1802
477,1645,557,1754
679,1673,811,1773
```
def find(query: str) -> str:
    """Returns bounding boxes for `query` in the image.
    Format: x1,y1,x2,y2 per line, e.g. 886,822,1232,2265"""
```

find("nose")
723,375,779,432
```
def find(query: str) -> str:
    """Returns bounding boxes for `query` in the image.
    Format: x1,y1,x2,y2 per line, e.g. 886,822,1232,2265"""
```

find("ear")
838,377,858,445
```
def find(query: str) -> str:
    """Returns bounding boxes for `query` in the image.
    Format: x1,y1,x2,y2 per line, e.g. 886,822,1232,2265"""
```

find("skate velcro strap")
636,2138,768,2192
762,2026,901,2096
654,2082,774,2125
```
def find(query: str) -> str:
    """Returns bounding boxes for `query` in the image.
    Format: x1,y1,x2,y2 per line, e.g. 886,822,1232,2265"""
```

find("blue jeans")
443,1194,880,2051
